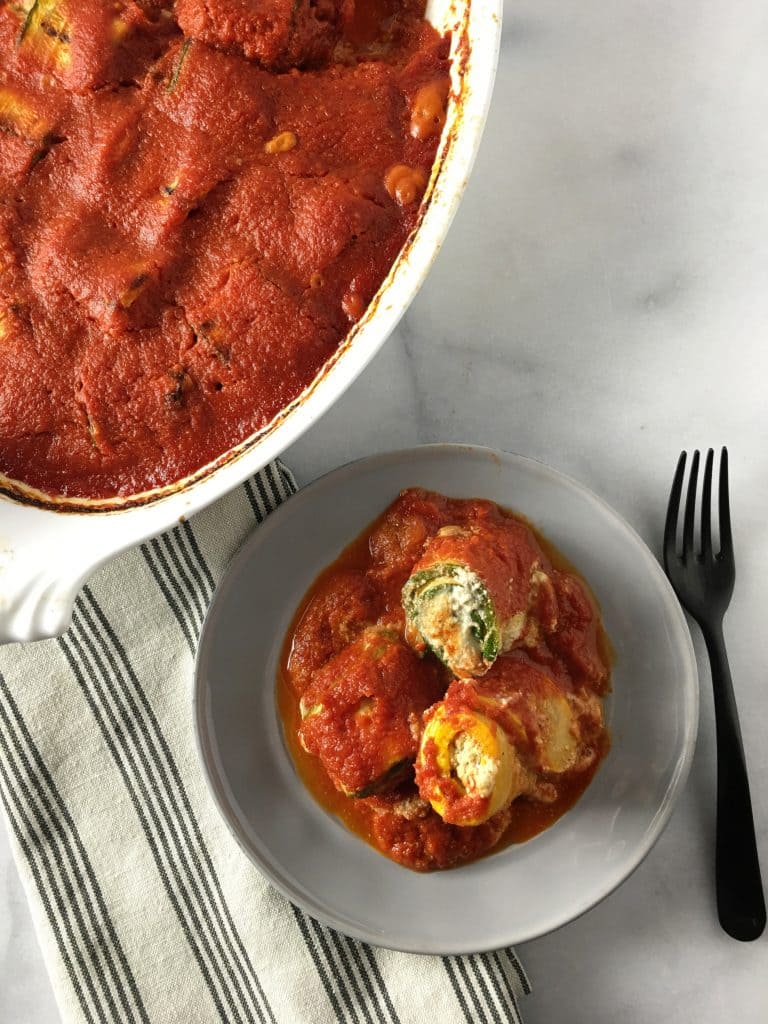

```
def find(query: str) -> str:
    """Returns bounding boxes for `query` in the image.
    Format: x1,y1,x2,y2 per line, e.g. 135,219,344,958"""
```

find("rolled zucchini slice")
403,562,501,677
402,521,549,677
534,688,580,774
415,703,530,826
298,627,442,799
299,691,410,797
18,1,72,71
450,664,593,776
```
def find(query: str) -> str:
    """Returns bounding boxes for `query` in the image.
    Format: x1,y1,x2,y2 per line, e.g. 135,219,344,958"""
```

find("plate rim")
193,443,699,954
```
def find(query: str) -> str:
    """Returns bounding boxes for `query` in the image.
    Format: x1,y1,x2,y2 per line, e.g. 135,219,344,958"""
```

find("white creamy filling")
450,731,498,798
416,567,487,670
412,562,558,667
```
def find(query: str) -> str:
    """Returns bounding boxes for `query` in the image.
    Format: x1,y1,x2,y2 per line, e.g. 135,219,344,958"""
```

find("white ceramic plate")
194,445,699,954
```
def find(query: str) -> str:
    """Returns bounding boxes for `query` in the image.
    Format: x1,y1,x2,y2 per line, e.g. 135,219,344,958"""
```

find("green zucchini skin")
402,563,501,676
350,758,411,799
18,1,41,44
166,38,192,93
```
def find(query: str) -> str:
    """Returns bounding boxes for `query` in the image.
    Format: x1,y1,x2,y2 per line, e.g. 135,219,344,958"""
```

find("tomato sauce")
297,628,444,796
0,1,450,497
278,489,612,871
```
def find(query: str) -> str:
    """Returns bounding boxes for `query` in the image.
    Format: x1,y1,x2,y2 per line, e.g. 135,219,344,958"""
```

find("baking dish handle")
0,502,114,645
0,562,98,645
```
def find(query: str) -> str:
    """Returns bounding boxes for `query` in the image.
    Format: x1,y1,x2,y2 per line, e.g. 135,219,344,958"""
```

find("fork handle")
701,621,766,941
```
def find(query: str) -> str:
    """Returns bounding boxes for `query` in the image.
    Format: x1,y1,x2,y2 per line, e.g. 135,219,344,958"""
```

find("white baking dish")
0,0,501,644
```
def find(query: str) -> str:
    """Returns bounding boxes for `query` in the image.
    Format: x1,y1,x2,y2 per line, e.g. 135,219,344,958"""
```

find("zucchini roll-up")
298,627,443,799
415,703,532,826
402,522,543,677
448,658,605,777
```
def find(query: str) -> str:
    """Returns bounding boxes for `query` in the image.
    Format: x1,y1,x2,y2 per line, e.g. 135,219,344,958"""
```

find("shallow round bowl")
194,444,699,954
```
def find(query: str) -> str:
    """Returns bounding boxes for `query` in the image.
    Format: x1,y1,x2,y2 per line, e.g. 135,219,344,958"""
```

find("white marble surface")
3,0,768,1019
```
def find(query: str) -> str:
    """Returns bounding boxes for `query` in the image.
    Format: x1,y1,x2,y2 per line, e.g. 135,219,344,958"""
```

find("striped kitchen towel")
0,461,530,1024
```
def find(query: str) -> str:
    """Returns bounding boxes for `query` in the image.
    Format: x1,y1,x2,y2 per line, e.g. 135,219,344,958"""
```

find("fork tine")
718,447,733,557
664,451,686,567
701,448,715,559
682,449,700,559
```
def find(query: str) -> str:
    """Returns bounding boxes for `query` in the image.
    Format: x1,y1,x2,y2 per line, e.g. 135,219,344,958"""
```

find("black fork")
664,447,765,941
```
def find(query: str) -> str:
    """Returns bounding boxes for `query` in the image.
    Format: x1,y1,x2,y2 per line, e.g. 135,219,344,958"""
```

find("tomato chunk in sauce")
278,489,612,872
0,1,450,497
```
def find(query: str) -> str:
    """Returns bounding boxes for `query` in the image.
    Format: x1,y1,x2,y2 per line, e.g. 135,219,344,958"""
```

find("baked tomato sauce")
278,489,612,871
0,1,450,497
298,628,445,797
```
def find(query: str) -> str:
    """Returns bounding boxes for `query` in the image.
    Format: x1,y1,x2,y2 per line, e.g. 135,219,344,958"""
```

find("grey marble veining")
3,0,768,1020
